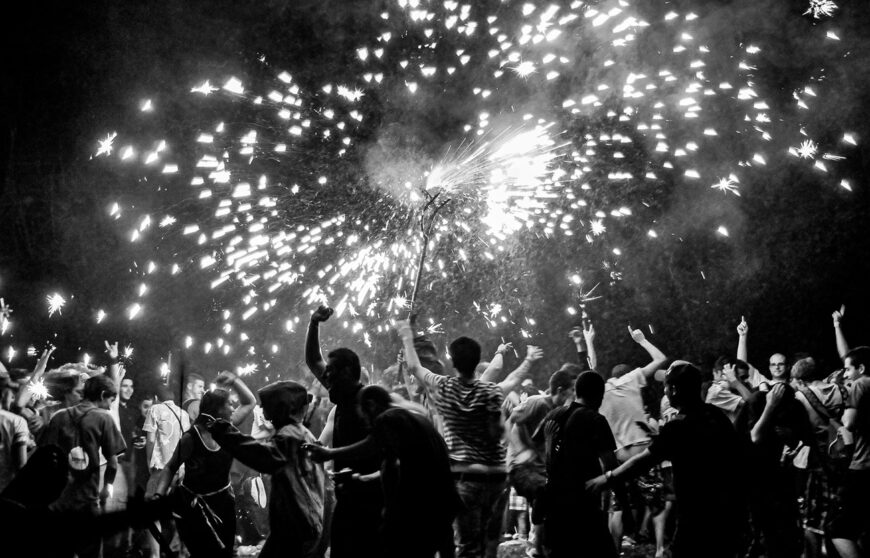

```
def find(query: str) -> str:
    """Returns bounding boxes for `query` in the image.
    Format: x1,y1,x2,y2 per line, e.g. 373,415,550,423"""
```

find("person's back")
601,366,650,451
649,403,746,545
435,375,505,465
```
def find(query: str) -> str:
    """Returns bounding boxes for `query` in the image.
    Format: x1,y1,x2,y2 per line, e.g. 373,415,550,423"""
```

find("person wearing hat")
206,379,326,558
586,362,748,558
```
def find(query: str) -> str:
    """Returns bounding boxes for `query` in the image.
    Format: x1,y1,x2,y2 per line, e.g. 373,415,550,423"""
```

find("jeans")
454,477,509,558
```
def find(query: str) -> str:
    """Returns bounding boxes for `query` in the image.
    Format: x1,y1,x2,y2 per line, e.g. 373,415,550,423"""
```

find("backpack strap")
162,402,186,433
797,385,834,423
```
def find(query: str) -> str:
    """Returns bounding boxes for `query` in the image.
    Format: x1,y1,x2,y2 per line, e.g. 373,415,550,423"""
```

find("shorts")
801,467,839,534
828,468,870,541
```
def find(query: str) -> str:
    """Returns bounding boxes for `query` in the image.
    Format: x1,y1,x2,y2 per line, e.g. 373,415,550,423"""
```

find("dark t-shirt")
40,401,126,510
735,389,812,475
545,402,616,510
372,407,457,523
332,385,379,475
118,400,142,461
649,404,746,549
171,427,235,494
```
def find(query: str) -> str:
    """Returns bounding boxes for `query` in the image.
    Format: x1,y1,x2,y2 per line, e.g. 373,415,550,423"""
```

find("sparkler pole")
407,193,450,319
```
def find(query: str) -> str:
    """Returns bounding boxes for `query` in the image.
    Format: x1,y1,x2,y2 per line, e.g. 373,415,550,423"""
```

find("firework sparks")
47,293,66,317
95,132,118,157
711,175,740,196
804,0,838,19
797,140,819,159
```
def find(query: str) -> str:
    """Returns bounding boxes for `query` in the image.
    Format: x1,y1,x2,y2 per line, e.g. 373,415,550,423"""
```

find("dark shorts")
509,461,547,502
828,468,870,541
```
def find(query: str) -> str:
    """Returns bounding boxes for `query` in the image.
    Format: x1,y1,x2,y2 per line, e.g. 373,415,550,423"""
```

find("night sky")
3,0,870,393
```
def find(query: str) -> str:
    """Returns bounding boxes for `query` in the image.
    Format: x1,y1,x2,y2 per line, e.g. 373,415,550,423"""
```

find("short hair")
713,356,733,371
734,359,750,373
360,384,392,410
83,375,117,402
185,373,205,386
791,357,818,381
558,363,585,376
449,337,481,376
845,346,870,370
549,369,578,393
665,362,702,399
120,377,134,386
575,371,605,408
327,348,362,382
610,364,632,379
156,384,176,402
197,389,231,423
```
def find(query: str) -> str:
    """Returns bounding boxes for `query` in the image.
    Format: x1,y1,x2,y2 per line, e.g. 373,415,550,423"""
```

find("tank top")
180,425,234,494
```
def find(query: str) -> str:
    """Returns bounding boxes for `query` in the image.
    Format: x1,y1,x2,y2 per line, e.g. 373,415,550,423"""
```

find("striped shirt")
423,371,505,466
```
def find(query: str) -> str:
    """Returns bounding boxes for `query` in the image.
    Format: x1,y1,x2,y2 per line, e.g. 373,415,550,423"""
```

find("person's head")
768,353,789,381
664,361,703,410
845,346,870,381
549,369,578,406
44,369,85,407
119,378,134,402
448,337,481,377
83,375,117,410
324,348,362,402
574,371,605,409
139,398,153,418
359,384,393,425
258,380,311,429
156,383,175,403
185,374,205,400
791,357,820,382
197,389,233,424
610,363,632,380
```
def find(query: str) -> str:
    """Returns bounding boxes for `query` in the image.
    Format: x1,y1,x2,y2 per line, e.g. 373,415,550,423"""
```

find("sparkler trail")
92,0,857,358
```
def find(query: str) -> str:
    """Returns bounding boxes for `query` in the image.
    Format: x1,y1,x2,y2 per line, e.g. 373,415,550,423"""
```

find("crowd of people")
0,306,868,558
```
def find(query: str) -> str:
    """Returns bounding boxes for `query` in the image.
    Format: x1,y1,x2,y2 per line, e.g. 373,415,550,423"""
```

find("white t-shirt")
142,401,190,469
600,368,650,450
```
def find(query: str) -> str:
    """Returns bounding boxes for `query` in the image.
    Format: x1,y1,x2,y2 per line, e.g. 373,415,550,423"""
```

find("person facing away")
39,374,127,558
207,380,327,558
543,371,621,558
586,361,748,558
307,385,459,558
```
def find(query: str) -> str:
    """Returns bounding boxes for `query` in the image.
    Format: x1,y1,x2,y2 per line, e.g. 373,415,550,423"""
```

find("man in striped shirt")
397,320,542,558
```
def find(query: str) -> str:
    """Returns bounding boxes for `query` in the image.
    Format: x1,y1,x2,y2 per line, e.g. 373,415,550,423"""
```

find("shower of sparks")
96,309,106,324
92,0,856,357
6,346,15,361
0,298,11,335
96,133,118,157
804,0,838,19
237,363,258,376
123,345,134,359
47,294,66,317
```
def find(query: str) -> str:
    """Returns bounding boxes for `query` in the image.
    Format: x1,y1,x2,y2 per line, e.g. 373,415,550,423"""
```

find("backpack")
66,408,96,480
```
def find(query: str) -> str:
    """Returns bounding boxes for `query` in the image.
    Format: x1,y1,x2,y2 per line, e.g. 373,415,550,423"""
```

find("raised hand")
723,363,738,383
737,316,748,337
215,371,238,387
104,340,120,360
525,345,543,362
496,342,513,355
832,306,844,326
584,322,596,344
628,326,646,344
310,305,334,324
766,382,786,409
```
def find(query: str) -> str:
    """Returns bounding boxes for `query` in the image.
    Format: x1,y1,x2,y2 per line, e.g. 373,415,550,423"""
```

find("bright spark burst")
96,132,118,157
711,175,740,196
30,379,49,401
798,139,819,159
237,363,258,376
47,293,66,317
804,0,838,19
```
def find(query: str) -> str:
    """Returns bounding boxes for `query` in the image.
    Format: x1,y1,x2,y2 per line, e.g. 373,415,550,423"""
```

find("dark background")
3,0,870,395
